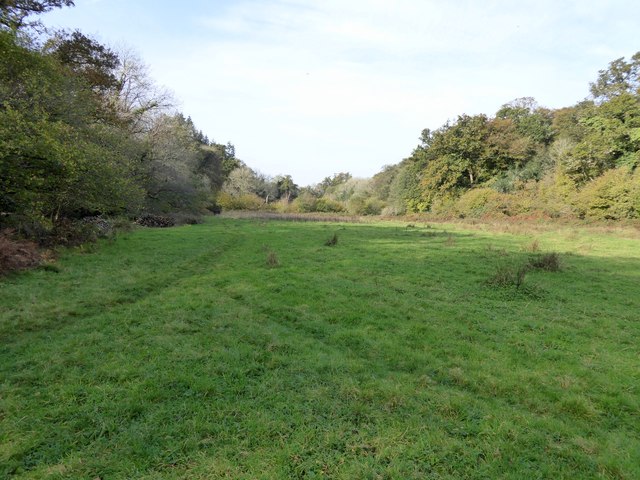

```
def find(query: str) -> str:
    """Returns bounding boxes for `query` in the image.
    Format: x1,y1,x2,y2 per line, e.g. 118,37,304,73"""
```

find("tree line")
1,0,242,239
268,54,634,220
2,1,639,233
214,51,640,220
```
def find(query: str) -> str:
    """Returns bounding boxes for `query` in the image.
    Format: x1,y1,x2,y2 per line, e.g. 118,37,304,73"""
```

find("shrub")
529,252,562,271
45,219,102,246
217,192,264,211
348,197,384,215
291,193,318,213
575,167,639,220
536,169,579,218
0,230,41,275
487,264,529,289
315,198,346,213
454,188,507,218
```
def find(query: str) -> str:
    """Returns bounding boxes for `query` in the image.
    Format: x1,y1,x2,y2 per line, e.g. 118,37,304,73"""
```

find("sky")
42,0,640,186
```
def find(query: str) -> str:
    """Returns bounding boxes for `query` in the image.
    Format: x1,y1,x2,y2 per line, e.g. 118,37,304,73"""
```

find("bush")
454,188,507,218
348,197,384,215
217,192,264,211
487,263,529,289
315,198,346,213
529,252,562,271
575,167,639,220
45,219,103,246
0,230,41,275
291,193,318,213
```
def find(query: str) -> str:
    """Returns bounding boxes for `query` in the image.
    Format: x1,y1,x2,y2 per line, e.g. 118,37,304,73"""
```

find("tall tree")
276,175,298,202
590,52,640,102
0,0,74,31
44,30,119,94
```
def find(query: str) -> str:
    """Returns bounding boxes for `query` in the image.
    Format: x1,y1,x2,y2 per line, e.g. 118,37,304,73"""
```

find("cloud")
42,0,640,185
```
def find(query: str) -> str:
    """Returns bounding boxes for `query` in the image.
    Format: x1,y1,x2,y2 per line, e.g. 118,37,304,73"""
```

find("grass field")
1,217,639,479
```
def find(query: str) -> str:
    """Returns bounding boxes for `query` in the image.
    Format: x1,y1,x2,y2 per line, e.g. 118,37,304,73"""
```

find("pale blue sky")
42,0,640,185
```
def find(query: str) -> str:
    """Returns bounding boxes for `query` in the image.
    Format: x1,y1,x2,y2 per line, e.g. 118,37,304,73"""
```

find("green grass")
1,217,639,479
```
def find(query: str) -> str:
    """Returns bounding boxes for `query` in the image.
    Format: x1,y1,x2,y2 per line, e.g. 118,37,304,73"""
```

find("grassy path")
1,218,639,479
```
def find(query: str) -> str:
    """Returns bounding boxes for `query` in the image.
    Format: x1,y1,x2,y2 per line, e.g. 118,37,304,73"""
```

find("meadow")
1,217,639,479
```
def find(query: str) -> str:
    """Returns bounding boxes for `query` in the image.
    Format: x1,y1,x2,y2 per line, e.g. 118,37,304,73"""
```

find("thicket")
0,2,239,249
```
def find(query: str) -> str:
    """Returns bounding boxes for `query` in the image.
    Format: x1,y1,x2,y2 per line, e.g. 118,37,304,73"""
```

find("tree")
0,29,144,225
422,114,490,188
560,93,640,183
222,166,260,197
144,114,207,212
496,97,554,145
106,48,173,133
44,30,119,94
276,175,298,202
0,0,74,32
317,172,352,196
590,52,640,102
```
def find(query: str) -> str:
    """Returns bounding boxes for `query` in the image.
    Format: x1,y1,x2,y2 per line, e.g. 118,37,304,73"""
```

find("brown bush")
529,252,562,271
0,230,41,275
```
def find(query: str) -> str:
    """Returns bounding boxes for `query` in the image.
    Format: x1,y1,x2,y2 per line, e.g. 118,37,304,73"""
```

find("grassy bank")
1,217,639,479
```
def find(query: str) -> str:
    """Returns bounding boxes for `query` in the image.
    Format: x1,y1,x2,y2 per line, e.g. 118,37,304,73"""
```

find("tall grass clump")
266,249,280,268
529,252,562,271
325,233,339,246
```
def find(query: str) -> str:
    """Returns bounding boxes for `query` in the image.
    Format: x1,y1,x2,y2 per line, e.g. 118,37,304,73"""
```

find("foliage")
0,0,74,31
368,52,640,219
0,32,145,226
575,167,640,220
276,174,299,202
44,29,120,95
454,188,507,218
216,191,264,211
1,22,238,244
590,52,640,102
